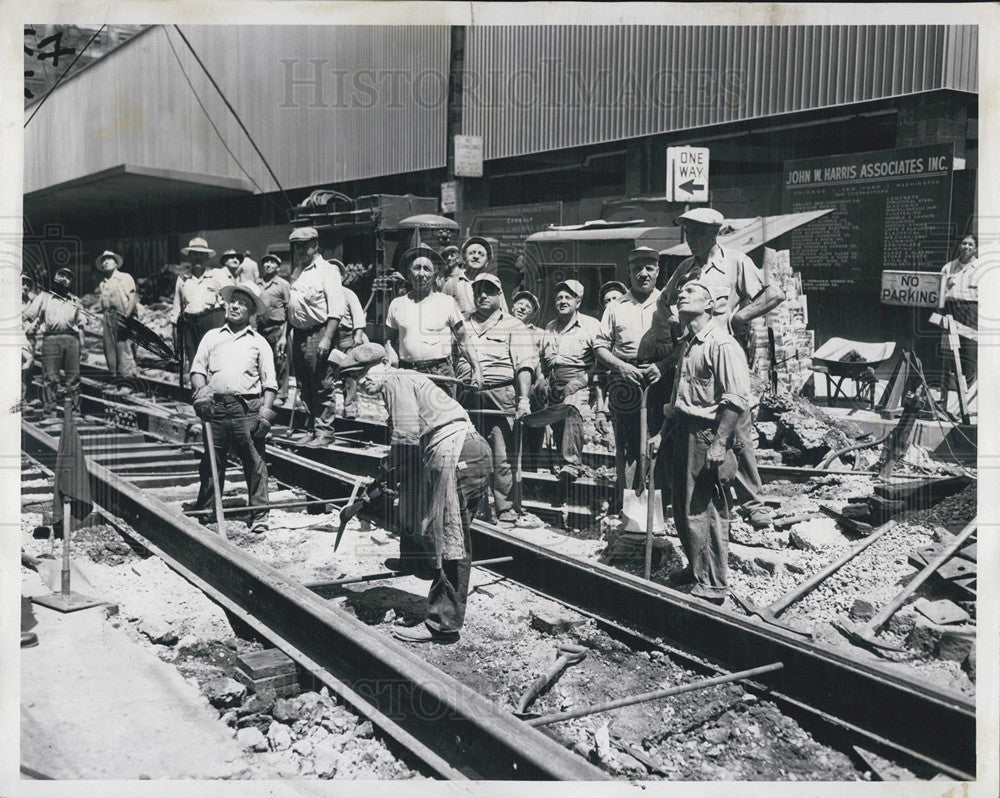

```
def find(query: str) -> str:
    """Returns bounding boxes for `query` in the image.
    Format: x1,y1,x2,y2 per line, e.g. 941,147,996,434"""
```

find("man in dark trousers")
255,253,291,406
22,268,85,416
286,226,345,445
650,276,749,605
190,283,277,534
343,343,492,643
171,237,230,374
95,250,138,381
651,208,784,530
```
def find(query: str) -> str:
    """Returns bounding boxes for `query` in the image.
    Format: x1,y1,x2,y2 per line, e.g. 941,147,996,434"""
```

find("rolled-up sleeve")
346,289,366,330
509,321,538,375
738,254,764,302
382,376,421,445
257,336,278,393
323,264,346,321
712,339,751,412
594,304,615,351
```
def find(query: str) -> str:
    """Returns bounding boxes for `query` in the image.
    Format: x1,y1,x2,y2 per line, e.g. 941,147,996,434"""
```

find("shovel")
834,519,976,656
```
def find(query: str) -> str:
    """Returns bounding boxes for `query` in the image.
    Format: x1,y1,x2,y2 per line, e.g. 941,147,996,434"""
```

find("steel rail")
66,385,975,775
21,419,607,781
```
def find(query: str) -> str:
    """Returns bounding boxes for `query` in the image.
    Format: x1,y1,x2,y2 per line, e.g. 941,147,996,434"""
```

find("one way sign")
667,146,709,203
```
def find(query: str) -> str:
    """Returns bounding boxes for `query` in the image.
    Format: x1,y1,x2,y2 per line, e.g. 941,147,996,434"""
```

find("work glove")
192,385,213,420
251,416,271,440
515,396,531,419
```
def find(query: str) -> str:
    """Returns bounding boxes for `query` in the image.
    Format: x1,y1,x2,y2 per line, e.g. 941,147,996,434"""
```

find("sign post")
667,146,710,203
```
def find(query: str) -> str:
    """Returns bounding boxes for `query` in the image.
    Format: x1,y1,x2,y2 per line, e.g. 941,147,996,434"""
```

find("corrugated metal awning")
661,209,834,256
23,164,254,222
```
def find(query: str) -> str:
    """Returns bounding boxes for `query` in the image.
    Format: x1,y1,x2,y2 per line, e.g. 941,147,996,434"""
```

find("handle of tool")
527,662,784,727
177,318,185,389
61,502,72,596
639,385,655,580
866,519,976,634
202,420,227,537
947,318,970,424
513,419,524,515
769,520,898,616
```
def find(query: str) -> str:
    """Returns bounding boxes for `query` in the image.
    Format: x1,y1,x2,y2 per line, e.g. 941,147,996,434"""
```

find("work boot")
496,509,518,525
308,429,338,447
290,429,317,446
249,516,269,535
21,631,38,648
392,624,459,644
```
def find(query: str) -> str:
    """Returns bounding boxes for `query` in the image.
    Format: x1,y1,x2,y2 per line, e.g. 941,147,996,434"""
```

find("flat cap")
511,290,540,313
678,275,729,304
471,272,503,291
628,247,660,266
220,249,244,264
674,207,724,227
554,279,585,298
288,226,319,243
339,342,389,374
599,280,628,301
461,236,493,259
260,253,282,266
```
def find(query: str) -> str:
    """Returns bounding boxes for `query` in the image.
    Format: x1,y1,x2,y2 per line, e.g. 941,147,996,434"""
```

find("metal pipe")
527,662,784,727
309,556,515,589
185,497,348,517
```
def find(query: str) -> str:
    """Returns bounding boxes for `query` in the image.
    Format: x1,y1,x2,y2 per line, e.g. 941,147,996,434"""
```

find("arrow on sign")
679,179,705,194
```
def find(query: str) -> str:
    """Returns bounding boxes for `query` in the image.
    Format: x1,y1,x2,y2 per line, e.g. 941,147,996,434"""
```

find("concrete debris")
937,629,975,663
787,517,846,551
963,648,976,681
593,723,615,765
271,698,300,724
313,739,341,778
703,726,731,745
904,617,950,657
237,686,277,718
355,720,374,739
530,608,584,635
267,721,293,751
204,677,247,709
236,726,268,753
848,598,876,622
140,619,178,646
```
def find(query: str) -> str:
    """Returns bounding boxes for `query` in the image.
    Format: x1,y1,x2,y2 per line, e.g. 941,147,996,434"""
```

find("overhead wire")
160,26,268,197
25,25,107,128
172,25,293,212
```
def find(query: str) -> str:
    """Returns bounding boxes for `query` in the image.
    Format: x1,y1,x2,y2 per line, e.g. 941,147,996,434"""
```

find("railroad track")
21,395,976,780
69,367,876,529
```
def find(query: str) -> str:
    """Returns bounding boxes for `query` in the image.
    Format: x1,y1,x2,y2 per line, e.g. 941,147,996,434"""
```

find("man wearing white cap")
595,247,663,509
190,282,277,534
95,250,138,380
455,272,536,523
286,226,347,444
171,237,232,374
650,275,750,604
659,208,784,530
385,245,483,396
536,279,602,479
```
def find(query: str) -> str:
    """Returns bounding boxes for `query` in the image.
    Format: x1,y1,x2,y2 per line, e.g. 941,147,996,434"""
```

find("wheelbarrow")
810,338,896,408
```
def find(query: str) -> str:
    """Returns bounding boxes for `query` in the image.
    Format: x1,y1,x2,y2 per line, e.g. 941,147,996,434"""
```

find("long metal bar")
467,523,974,777
21,421,607,781
528,662,784,727
308,557,515,591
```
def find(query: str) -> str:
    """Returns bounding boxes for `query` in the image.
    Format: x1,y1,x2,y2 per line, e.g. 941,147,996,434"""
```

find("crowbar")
730,520,899,638
834,519,976,656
